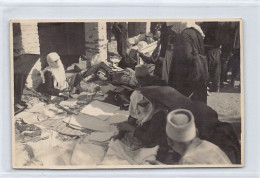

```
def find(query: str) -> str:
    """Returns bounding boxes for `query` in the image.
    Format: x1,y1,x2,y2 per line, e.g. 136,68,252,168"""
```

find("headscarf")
129,90,165,126
169,22,205,37
42,52,68,90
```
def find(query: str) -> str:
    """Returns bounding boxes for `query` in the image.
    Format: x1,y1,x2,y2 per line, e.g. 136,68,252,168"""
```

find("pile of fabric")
15,87,148,167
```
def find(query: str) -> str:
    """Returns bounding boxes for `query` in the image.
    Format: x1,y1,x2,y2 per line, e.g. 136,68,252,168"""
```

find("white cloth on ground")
85,131,118,143
70,140,106,166
15,112,39,124
27,102,45,113
80,100,120,121
102,140,159,165
108,110,129,124
63,113,113,132
59,99,78,109
24,130,77,167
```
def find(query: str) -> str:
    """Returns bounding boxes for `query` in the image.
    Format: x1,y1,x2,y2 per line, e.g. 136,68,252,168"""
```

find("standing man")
203,22,222,92
168,22,208,104
112,22,128,68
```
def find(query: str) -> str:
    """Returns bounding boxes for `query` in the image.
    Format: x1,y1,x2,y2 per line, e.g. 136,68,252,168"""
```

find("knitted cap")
135,65,150,78
166,109,196,142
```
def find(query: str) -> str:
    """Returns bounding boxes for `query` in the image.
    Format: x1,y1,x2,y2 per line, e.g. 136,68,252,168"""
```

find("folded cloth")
101,148,131,165
86,131,117,143
15,112,39,124
26,102,46,113
64,113,112,132
70,141,106,166
80,100,120,121
60,99,78,109
37,118,85,136
103,140,159,165
108,110,129,124
45,104,64,113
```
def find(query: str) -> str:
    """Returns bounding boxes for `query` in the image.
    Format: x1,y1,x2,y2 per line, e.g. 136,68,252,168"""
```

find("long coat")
168,28,207,103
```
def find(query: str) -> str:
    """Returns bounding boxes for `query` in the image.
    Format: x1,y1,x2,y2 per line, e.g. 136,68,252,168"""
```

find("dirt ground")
207,80,241,139
208,84,241,122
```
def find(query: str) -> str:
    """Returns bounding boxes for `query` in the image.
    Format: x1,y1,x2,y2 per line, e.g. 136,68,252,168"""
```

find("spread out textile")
107,110,129,124
102,139,159,165
80,100,120,121
70,141,106,166
63,113,113,132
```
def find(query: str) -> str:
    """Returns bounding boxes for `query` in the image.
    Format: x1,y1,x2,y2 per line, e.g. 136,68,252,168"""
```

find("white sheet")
65,113,112,132
102,140,159,165
108,110,129,124
70,141,106,166
80,100,120,121
86,131,117,143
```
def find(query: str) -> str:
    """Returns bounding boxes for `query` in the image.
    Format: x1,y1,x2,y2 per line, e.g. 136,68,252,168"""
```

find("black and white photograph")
11,19,243,169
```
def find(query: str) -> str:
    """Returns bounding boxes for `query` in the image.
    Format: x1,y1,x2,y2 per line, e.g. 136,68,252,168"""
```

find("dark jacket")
168,28,207,103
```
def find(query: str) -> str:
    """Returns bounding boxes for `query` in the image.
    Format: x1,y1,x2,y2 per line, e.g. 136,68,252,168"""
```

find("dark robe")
37,70,60,96
168,28,207,103
128,111,170,162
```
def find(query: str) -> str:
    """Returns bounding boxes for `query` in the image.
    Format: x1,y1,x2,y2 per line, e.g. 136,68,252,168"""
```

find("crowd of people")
33,21,241,165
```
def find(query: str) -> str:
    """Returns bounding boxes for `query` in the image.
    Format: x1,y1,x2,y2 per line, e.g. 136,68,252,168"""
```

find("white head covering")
169,22,205,37
129,90,156,126
42,52,68,90
166,109,196,142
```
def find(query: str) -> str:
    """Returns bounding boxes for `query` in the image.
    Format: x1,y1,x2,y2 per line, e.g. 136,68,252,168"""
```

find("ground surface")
207,80,241,139
208,83,241,123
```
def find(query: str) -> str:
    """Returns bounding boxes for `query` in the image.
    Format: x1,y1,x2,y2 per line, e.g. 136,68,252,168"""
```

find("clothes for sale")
64,113,112,132
86,131,117,143
80,100,120,121
70,141,106,166
59,99,78,109
38,118,85,136
103,139,159,165
108,110,129,124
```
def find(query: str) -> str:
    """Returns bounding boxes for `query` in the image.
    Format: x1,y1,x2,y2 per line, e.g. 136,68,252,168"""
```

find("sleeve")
139,53,153,63
133,111,166,145
181,32,195,64
44,70,60,96
151,43,161,62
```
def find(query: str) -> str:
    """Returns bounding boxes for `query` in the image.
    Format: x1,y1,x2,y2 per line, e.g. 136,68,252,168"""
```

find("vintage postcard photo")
11,19,243,169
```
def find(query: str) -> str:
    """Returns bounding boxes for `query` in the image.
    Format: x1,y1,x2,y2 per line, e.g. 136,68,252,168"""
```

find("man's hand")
116,122,135,132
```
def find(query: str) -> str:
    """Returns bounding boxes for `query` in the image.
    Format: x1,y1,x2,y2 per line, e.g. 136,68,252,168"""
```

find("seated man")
138,31,163,77
151,109,232,165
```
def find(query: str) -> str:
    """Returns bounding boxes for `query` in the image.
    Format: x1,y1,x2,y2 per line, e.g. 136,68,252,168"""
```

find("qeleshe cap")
166,109,196,142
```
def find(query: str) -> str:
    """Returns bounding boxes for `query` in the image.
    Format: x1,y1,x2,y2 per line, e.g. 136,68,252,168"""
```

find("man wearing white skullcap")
165,109,231,165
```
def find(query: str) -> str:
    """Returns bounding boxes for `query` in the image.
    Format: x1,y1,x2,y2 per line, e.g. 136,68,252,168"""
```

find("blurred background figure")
168,22,208,104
